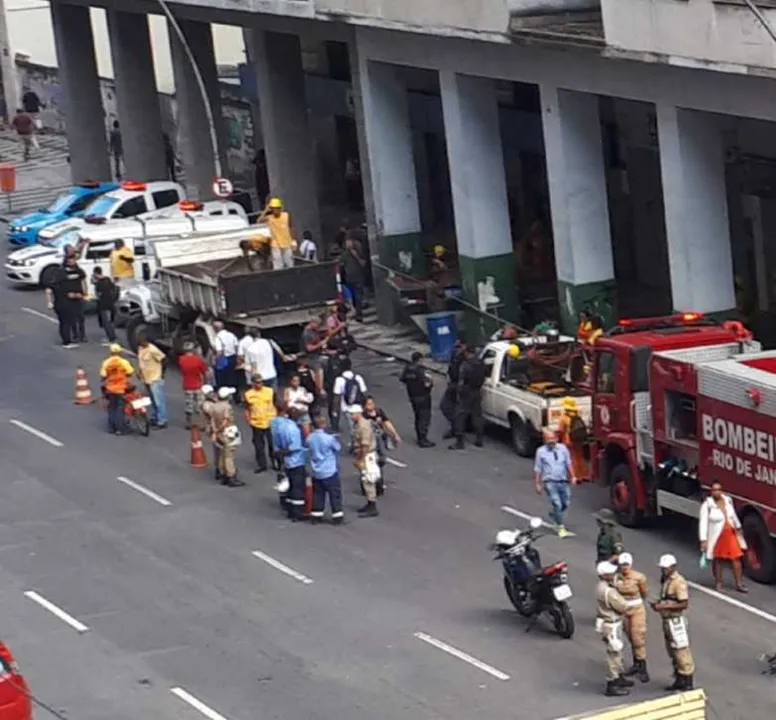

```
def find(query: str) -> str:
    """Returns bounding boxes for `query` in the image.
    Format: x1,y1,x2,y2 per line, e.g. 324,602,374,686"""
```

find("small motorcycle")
491,517,575,639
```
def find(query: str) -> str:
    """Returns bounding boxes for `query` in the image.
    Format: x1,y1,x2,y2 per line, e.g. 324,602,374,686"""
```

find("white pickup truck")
480,338,592,457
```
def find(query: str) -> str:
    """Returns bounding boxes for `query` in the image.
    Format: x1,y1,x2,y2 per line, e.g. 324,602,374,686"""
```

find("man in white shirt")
236,329,257,400
243,329,289,391
298,230,318,263
213,320,239,390
332,366,367,451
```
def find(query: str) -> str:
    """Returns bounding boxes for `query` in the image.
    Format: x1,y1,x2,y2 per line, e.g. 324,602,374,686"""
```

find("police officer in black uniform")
400,351,436,448
449,344,486,450
441,340,465,439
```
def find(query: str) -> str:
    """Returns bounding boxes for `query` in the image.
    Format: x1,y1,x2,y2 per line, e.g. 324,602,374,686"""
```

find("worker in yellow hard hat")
430,244,449,281
257,196,297,270
558,396,590,482
507,343,521,359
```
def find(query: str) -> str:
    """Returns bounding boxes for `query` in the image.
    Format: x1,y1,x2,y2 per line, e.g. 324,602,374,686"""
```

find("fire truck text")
701,413,776,485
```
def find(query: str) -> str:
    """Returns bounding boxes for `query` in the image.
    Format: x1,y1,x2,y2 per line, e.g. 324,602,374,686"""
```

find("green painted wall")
557,279,618,335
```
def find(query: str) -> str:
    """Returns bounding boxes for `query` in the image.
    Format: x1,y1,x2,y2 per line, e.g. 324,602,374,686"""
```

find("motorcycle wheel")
503,577,535,617
130,412,151,437
551,602,575,639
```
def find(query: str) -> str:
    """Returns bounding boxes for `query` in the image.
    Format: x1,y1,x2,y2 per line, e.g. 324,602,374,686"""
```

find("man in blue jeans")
534,428,576,537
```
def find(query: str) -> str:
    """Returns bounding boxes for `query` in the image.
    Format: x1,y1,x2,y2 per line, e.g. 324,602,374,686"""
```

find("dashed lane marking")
171,687,231,720
413,631,510,681
9,419,63,447
385,457,408,468
251,550,314,585
688,580,776,625
24,591,89,633
500,505,576,537
117,476,172,507
21,306,57,324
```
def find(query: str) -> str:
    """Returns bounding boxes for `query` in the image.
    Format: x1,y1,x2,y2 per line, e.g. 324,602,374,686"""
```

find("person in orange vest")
587,316,605,345
577,310,593,343
257,197,297,269
100,344,134,435
558,397,590,482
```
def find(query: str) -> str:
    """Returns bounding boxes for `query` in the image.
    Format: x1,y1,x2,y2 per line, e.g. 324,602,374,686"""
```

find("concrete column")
657,105,735,314
541,86,616,332
440,70,516,339
169,18,228,200
249,31,320,239
50,1,110,182
107,11,166,180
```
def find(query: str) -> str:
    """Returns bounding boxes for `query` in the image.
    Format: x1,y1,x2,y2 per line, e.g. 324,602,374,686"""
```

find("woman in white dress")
699,480,747,593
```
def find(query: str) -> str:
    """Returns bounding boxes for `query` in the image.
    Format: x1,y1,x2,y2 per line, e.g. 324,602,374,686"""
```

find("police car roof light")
121,181,147,192
178,200,204,212
77,180,100,189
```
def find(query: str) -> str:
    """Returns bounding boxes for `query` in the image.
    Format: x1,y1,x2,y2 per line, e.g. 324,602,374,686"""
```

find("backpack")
343,375,365,406
569,414,588,443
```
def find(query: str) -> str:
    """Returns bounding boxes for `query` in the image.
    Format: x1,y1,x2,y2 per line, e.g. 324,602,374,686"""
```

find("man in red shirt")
178,341,210,428
11,109,34,161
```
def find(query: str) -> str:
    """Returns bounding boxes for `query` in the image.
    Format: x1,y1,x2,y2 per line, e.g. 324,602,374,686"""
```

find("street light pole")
154,0,223,178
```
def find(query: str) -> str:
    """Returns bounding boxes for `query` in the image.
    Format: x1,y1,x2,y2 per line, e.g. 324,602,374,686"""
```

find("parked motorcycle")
491,517,575,639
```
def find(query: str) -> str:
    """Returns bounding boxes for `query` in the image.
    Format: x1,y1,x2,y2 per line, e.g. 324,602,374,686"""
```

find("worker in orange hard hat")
558,396,590,482
256,197,297,270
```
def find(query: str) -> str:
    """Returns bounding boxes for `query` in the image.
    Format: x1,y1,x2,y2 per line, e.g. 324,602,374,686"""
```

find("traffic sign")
212,177,234,197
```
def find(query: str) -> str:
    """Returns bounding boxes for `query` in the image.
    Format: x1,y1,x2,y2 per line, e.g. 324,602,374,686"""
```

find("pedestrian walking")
299,317,329,393
332,367,367,446
306,415,344,524
651,554,695,691
596,560,634,697
699,480,748,592
351,404,380,518
92,267,117,344
109,239,135,281
595,508,625,563
99,344,134,435
363,396,401,497
449,344,486,450
441,341,465,438
200,385,222,481
136,333,168,429
21,86,43,149
11,108,34,160
257,197,296,269
558,396,590,481
399,351,435,447
341,235,366,321
211,386,244,487
109,120,123,179
178,341,209,428
616,552,650,683
244,374,277,474
285,375,315,437
271,403,307,520
534,428,576,537
213,320,239,390
45,252,87,347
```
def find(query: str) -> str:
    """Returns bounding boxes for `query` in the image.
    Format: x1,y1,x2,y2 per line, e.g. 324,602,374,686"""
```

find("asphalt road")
1,266,775,720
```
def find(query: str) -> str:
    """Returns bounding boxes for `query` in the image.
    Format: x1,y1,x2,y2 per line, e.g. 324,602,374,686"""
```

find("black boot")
448,439,465,450
614,675,634,688
680,673,693,690
636,659,650,683
357,501,371,514
664,674,681,692
442,429,455,440
474,437,484,448
623,656,639,677
418,438,436,448
605,681,629,697
358,501,379,518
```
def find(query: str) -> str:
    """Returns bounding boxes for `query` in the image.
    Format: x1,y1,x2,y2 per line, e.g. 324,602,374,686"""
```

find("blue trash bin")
426,312,457,363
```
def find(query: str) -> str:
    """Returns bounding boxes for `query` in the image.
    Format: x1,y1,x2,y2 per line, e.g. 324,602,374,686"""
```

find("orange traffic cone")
190,426,208,468
74,367,95,405
304,476,313,517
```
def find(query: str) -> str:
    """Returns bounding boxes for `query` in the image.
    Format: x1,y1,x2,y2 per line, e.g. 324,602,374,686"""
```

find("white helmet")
618,552,633,566
658,553,677,569
201,384,214,396
223,425,241,444
495,530,518,547
597,561,618,576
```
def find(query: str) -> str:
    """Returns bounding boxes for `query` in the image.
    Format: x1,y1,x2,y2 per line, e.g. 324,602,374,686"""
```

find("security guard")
399,351,435,448
651,554,695,691
441,341,465,439
595,508,625,563
449,344,486,451
616,552,650,683
596,560,634,697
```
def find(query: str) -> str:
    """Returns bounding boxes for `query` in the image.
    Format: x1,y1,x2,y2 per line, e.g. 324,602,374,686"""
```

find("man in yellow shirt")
257,197,296,269
100,343,134,434
243,374,277,473
110,239,135,280
137,333,168,428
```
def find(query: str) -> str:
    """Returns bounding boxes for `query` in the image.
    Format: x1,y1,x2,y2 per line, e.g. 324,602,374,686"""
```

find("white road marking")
117,476,172,507
386,457,407,468
500,505,576,537
688,580,776,624
9,419,63,447
24,591,89,633
0,334,15,343
22,306,57,324
251,550,314,585
413,631,510,681
171,687,231,720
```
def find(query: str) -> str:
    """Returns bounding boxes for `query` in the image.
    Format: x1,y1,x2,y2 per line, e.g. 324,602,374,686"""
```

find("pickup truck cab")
6,181,118,247
36,180,185,244
480,338,592,457
5,207,249,289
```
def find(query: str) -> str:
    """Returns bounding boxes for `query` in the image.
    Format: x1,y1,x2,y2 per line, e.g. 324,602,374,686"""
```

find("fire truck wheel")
741,513,776,584
510,416,535,458
609,464,644,528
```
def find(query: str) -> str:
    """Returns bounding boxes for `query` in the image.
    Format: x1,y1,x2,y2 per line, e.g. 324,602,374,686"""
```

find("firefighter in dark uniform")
449,344,485,451
399,351,436,448
441,340,465,439
596,508,625,563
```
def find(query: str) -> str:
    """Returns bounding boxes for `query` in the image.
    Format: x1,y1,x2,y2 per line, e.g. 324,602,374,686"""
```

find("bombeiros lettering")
702,413,776,485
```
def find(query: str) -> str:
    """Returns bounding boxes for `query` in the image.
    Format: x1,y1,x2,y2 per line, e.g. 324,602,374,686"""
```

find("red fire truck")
588,313,776,583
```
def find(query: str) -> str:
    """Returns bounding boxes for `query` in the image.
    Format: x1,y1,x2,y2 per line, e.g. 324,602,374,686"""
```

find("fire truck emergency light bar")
610,312,708,334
